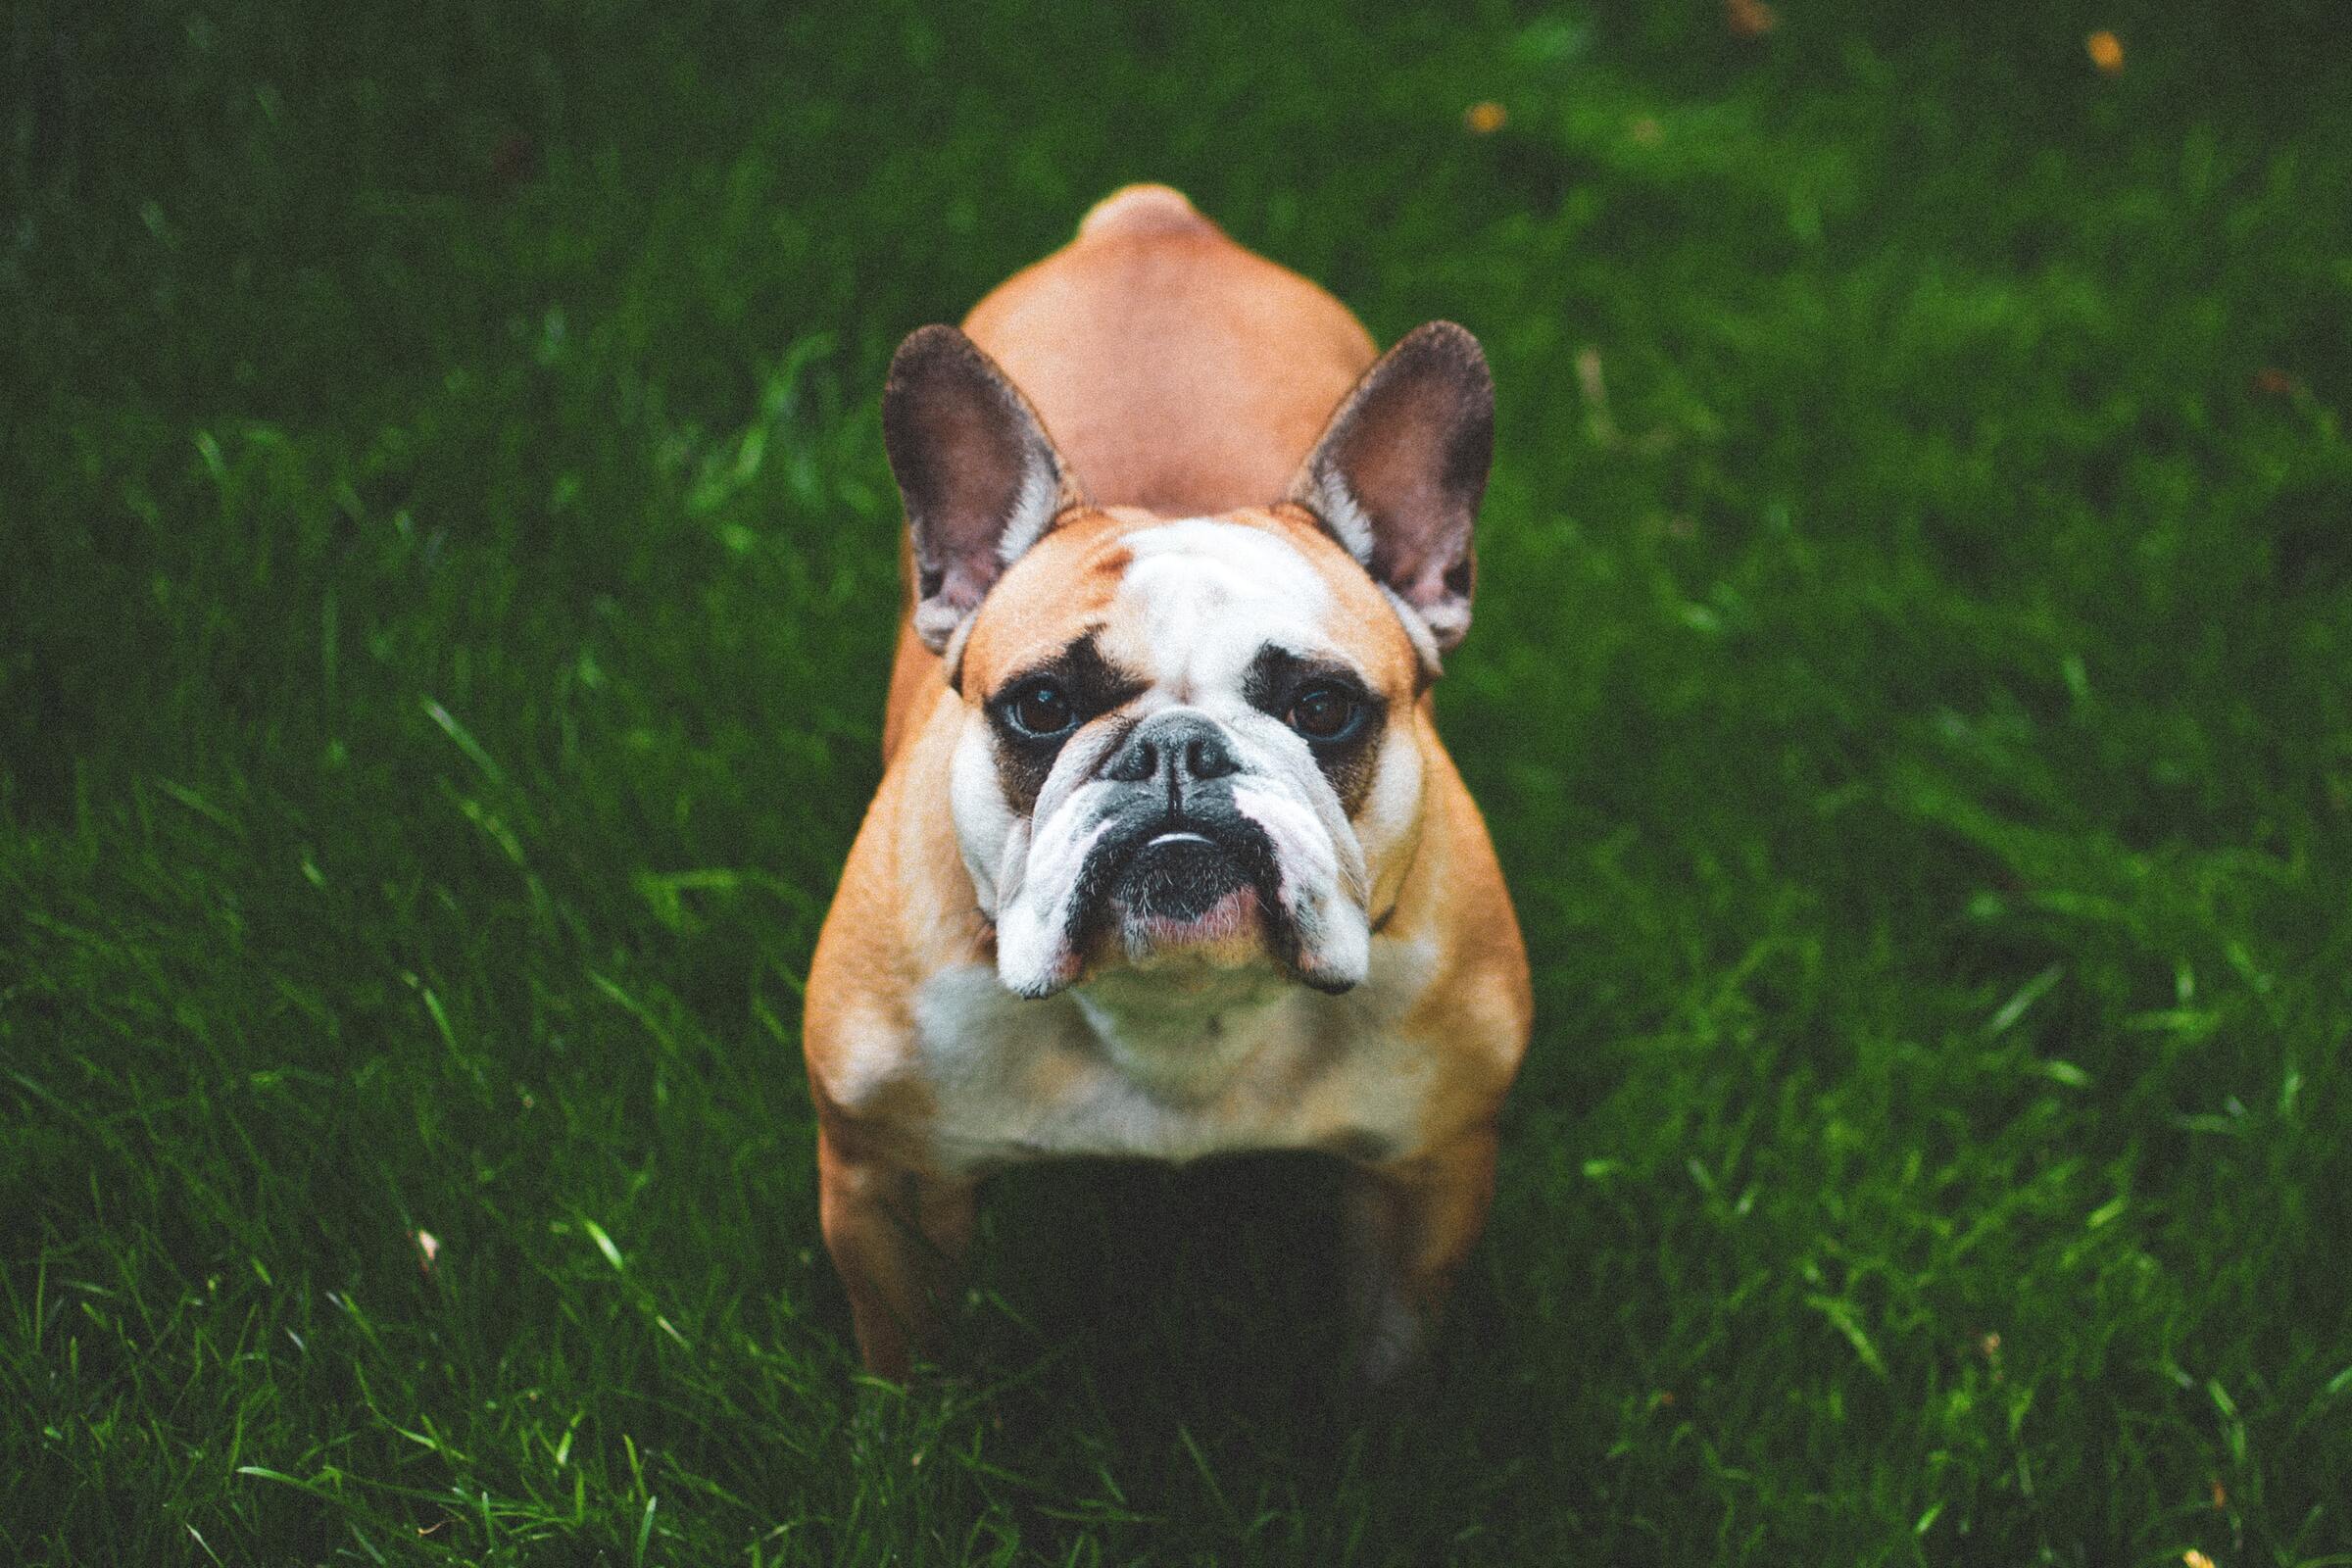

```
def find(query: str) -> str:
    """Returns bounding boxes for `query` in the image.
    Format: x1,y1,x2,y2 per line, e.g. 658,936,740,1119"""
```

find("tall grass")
4,1,2349,1560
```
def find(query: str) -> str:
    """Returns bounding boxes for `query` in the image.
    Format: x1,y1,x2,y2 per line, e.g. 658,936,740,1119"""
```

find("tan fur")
881,190,1374,762
811,187,1531,1379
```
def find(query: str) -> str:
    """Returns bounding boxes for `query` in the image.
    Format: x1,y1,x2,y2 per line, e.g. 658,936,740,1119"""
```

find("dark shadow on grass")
901,1151,1605,1557
966,1152,1360,1420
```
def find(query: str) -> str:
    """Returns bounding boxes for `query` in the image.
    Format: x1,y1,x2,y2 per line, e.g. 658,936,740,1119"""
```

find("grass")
5,0,2351,1560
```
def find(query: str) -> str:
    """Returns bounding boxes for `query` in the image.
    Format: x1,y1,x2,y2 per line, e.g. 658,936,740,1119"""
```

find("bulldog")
803,184,1531,1383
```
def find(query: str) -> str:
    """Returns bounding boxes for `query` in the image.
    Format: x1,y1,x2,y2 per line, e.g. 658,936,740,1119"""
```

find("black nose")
1103,711,1242,795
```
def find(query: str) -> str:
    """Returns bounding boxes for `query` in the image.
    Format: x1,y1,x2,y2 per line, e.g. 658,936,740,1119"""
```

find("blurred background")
4,1,2349,1561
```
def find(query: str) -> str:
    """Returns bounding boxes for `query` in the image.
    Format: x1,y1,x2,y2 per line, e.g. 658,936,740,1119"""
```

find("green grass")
6,0,2352,1560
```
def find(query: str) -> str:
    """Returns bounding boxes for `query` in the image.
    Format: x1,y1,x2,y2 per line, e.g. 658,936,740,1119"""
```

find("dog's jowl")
804,184,1531,1383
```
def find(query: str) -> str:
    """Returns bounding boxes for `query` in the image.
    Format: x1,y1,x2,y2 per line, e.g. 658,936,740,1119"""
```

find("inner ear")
1286,321,1494,662
883,324,1086,653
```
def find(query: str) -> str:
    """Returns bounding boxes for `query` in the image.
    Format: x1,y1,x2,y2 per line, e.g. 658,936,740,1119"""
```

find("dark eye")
1006,679,1075,738
1287,682,1361,742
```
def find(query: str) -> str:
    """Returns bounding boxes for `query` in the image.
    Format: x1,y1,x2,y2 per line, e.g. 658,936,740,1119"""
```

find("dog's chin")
1112,882,1268,971
1102,834,1270,970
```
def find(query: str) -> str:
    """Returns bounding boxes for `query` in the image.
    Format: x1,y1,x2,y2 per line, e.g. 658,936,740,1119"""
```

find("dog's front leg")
1340,1126,1499,1386
815,1121,976,1380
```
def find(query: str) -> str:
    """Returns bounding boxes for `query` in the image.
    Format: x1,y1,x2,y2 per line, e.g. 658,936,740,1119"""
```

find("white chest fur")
906,938,1440,1175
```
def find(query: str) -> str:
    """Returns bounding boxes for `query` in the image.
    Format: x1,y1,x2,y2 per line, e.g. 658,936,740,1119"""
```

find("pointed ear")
883,324,1085,653
1286,321,1494,662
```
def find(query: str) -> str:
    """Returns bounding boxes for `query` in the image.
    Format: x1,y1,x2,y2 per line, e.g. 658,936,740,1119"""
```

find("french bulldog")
804,184,1531,1383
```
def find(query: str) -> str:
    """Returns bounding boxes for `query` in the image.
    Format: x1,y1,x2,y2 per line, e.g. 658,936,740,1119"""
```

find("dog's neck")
1068,959,1306,1103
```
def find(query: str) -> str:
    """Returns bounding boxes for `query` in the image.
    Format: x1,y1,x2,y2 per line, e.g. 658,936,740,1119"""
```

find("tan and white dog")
804,184,1531,1383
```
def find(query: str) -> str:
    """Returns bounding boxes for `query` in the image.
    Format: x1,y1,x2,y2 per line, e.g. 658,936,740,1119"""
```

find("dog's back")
965,185,1376,514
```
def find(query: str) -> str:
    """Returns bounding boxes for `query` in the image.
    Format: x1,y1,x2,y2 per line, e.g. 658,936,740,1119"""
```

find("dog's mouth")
1070,814,1298,972
1114,830,1247,918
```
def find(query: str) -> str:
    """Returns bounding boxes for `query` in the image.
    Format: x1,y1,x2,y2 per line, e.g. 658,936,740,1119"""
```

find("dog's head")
881,320,1493,999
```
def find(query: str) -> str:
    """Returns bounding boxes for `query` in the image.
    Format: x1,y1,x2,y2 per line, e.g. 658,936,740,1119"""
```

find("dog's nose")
1103,712,1241,792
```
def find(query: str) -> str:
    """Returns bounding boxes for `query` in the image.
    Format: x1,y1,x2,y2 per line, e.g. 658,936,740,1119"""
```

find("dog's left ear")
883,324,1086,654
1286,321,1494,662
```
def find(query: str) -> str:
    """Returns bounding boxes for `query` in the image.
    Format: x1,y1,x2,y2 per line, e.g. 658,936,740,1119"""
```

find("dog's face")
951,508,1424,996
881,322,1492,1000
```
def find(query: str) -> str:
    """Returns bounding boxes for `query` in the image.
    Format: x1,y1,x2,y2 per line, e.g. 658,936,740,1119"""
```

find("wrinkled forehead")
1096,517,1342,694
960,509,1414,694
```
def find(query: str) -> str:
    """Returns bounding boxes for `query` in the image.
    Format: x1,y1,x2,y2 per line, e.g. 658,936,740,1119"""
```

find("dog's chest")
906,948,1437,1173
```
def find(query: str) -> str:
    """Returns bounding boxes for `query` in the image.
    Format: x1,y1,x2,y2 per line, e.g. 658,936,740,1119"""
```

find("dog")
803,184,1531,1383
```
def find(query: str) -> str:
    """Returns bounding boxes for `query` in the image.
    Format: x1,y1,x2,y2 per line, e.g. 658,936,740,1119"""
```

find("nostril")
1185,733,1239,780
1106,736,1156,784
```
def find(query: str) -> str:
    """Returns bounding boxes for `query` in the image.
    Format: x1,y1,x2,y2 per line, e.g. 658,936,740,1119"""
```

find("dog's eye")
1006,679,1076,738
1287,682,1362,743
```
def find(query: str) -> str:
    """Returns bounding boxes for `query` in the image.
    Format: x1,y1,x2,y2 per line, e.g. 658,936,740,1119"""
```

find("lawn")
5,0,2351,1561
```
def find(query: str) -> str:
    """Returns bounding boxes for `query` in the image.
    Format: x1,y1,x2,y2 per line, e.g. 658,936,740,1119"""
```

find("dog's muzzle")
1067,711,1294,959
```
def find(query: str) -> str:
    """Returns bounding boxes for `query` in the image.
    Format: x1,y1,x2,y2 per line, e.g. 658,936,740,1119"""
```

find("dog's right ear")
1286,321,1493,666
883,324,1085,653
